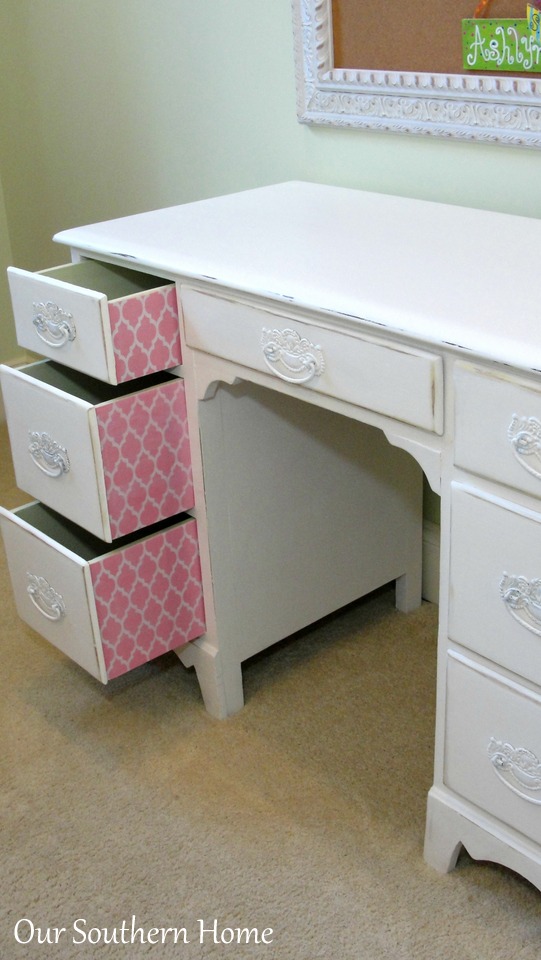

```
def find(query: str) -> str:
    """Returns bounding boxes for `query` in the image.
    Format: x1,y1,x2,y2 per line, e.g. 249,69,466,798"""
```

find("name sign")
462,19,541,71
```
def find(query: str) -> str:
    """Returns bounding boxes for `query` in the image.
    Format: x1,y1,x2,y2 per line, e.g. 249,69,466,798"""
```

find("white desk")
4,182,541,893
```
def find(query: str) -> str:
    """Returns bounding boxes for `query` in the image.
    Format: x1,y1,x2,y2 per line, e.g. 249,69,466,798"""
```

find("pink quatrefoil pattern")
89,518,206,679
109,284,182,383
95,378,194,540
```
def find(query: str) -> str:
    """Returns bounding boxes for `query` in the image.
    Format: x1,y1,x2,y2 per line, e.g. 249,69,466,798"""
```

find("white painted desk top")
56,180,541,374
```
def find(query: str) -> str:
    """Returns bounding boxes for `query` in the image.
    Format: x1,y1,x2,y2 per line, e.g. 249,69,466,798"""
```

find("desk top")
55,181,541,374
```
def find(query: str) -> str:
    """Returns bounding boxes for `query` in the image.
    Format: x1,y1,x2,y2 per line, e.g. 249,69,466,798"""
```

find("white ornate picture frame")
292,0,541,147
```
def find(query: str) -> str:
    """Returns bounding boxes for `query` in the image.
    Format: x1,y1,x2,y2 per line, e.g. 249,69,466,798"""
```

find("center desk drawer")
0,361,194,542
182,289,443,433
8,260,181,384
0,503,206,683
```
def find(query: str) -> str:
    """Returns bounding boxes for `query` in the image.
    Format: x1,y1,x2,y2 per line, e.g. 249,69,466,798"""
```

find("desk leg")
423,788,463,874
395,566,423,613
177,637,244,719
424,786,541,891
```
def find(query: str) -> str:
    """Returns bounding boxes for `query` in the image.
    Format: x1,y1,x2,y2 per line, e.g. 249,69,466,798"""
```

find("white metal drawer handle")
500,572,541,636
26,573,66,621
32,300,76,348
488,738,541,803
28,431,70,478
508,414,541,480
261,327,325,384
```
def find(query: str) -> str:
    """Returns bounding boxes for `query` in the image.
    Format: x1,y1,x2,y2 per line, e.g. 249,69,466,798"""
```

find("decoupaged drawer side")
182,287,444,433
8,262,182,384
89,516,206,679
93,377,194,540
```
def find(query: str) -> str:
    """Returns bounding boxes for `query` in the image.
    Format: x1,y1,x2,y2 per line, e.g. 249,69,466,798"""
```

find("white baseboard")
422,519,440,605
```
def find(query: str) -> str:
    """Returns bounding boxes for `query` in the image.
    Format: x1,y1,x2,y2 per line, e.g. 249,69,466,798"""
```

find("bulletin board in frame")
291,0,541,147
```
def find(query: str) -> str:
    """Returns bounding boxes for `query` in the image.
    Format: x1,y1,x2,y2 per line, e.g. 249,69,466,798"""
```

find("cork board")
332,0,528,76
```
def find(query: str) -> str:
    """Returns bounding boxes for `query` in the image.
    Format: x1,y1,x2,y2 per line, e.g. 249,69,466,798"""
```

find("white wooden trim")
292,0,541,148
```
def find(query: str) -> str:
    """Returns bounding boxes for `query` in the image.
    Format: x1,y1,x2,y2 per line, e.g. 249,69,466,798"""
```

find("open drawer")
0,503,206,682
0,361,194,542
8,260,181,384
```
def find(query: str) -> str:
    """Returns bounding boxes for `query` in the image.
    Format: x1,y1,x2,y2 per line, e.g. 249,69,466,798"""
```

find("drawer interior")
19,360,176,404
41,260,171,300
14,502,192,561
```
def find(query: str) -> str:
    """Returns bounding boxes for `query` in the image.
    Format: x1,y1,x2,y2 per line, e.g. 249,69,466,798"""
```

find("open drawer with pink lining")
0,502,206,682
8,260,181,384
0,361,194,542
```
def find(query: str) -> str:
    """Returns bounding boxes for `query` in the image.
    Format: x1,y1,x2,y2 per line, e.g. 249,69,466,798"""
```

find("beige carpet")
1,420,539,959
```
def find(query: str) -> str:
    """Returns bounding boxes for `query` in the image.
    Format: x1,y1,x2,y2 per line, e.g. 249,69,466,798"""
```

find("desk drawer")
449,484,541,687
1,362,193,542
445,652,541,845
0,503,205,682
8,261,181,384
182,289,443,433
455,363,541,497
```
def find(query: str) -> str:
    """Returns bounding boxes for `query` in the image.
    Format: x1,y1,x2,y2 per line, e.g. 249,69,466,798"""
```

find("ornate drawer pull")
26,573,66,621
488,738,541,803
500,573,541,636
508,414,541,480
32,300,76,348
28,431,70,478
261,327,325,384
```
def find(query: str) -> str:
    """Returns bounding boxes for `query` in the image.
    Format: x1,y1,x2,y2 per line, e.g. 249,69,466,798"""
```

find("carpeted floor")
1,420,540,959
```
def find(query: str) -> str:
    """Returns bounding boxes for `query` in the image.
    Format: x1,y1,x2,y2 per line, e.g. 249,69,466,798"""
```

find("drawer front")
455,363,541,497
1,363,194,542
449,484,541,687
8,261,181,384
182,288,443,433
0,504,206,682
445,652,541,845
0,504,103,678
